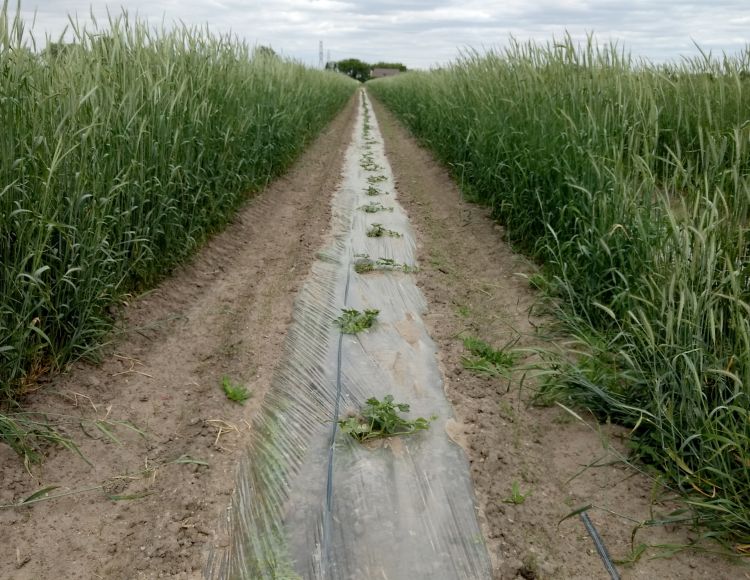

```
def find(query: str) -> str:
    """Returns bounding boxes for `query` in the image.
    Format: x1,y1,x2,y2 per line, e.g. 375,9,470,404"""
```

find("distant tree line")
326,58,407,82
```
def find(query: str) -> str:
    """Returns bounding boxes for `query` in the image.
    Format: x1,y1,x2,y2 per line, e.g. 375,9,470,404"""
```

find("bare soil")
1,90,746,580
371,97,748,580
0,96,357,580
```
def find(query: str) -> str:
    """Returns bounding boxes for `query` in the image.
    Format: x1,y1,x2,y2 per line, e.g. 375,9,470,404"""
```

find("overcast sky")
17,1,750,69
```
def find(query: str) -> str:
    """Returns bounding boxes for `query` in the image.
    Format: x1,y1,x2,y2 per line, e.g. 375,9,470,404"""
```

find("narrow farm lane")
207,90,492,578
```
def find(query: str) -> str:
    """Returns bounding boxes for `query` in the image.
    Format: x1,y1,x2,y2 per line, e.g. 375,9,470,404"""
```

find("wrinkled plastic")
204,91,492,579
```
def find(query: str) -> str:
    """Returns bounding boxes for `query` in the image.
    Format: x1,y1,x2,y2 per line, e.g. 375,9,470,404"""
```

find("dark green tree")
330,58,371,82
253,45,279,60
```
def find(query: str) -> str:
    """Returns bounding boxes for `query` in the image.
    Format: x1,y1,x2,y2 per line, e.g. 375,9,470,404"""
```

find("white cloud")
16,1,750,68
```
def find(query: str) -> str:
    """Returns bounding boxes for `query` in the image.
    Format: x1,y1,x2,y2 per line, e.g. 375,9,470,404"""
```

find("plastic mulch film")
204,90,493,579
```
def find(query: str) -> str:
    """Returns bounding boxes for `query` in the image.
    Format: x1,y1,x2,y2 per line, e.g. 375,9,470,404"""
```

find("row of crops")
369,40,750,547
0,10,357,404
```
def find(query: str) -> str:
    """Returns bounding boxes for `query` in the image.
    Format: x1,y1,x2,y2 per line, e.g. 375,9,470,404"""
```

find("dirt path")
1,88,746,580
0,96,357,580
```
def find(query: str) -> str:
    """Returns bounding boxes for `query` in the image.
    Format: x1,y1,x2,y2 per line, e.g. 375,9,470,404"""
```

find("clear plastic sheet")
204,91,492,579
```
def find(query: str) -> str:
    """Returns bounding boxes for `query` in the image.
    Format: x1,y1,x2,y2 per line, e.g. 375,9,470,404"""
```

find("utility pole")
319,40,324,69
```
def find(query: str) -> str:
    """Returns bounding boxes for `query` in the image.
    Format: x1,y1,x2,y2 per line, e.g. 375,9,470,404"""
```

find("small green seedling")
456,304,471,317
367,174,387,184
503,481,531,505
354,258,375,274
461,336,518,377
366,224,401,238
364,185,385,196
359,202,393,213
353,255,416,274
221,376,251,404
373,257,417,272
361,162,383,172
375,257,397,268
338,395,434,442
334,308,379,334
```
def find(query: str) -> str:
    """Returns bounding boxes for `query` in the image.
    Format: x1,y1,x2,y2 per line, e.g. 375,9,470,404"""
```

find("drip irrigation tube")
322,265,352,576
580,512,621,580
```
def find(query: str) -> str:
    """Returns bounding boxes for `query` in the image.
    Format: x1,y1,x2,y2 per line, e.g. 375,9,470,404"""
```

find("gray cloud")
17,1,750,68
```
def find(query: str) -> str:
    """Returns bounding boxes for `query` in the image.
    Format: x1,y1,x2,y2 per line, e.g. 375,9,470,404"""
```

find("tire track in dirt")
0,96,357,580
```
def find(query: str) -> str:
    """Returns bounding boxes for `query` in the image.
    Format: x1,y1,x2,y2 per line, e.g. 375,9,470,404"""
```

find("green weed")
221,377,251,404
503,480,532,505
456,304,471,317
461,336,518,377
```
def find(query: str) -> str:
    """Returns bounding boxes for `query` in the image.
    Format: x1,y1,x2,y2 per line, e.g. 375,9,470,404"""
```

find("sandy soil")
0,96,357,580
370,96,748,580
1,88,747,580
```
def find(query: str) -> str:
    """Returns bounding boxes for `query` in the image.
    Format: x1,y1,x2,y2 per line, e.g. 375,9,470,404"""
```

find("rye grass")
0,5,356,409
369,36,750,547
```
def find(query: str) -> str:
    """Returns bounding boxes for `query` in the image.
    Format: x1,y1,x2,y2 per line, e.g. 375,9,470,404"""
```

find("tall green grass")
369,38,750,547
0,5,356,402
